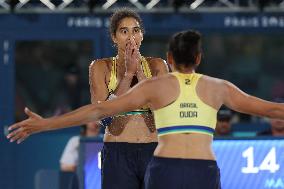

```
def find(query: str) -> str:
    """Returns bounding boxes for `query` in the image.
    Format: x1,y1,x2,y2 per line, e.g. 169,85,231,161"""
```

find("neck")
176,67,195,74
173,64,196,74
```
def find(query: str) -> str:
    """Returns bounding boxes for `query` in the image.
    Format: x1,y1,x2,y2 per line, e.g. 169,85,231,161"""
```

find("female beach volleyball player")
7,30,284,189
86,8,168,189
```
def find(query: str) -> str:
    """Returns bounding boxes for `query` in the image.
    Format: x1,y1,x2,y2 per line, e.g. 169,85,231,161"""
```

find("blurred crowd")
14,36,284,138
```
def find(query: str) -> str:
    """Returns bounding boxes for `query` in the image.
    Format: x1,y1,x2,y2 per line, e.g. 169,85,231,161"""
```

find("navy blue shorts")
101,142,157,189
145,156,221,189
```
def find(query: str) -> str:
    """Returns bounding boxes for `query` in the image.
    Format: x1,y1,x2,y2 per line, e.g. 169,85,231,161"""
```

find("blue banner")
214,139,284,189
81,139,284,189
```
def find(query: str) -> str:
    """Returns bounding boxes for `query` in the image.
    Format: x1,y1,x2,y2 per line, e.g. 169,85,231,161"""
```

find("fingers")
132,47,138,56
125,40,131,57
6,108,43,144
25,107,42,119
7,123,23,139
130,38,137,55
124,37,139,74
9,129,23,143
7,122,23,132
12,131,29,144
7,126,29,143
7,120,33,143
24,107,32,116
130,36,136,46
125,38,137,56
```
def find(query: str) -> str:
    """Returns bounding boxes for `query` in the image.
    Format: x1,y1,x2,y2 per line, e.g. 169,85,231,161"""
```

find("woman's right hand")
124,37,140,75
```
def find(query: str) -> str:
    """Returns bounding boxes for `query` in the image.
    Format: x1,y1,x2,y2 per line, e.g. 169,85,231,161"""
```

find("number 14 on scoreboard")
242,147,280,174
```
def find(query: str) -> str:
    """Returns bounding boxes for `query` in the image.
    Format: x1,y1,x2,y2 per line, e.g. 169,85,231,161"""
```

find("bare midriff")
103,113,158,143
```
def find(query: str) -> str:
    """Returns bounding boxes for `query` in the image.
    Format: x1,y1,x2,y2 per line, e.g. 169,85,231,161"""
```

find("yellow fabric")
107,56,152,93
141,56,152,79
107,57,118,94
153,72,217,136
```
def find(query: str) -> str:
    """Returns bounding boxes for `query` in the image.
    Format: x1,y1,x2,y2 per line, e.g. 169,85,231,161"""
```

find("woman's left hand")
7,107,47,144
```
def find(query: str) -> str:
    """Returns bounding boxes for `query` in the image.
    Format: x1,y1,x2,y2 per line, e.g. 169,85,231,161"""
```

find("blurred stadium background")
0,0,284,189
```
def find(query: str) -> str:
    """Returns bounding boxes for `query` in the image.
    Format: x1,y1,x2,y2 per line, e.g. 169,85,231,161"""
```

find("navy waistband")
152,156,217,167
104,142,158,150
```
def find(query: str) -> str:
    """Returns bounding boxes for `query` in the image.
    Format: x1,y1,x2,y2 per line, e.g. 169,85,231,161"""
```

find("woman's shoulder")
199,74,225,84
144,56,168,72
89,57,113,72
197,73,229,93
144,56,166,65
147,72,173,85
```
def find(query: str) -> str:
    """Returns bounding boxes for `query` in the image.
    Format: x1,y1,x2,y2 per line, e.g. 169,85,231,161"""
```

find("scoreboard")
80,138,284,189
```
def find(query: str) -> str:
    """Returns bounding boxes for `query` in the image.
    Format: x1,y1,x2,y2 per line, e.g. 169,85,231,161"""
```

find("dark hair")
109,8,145,37
168,30,202,68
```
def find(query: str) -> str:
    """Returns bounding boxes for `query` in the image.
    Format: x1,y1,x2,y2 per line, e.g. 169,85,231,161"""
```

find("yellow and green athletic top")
108,56,152,116
153,72,217,136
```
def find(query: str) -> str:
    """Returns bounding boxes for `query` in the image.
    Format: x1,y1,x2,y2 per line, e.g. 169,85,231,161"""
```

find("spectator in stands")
215,109,233,136
258,98,284,136
60,121,102,172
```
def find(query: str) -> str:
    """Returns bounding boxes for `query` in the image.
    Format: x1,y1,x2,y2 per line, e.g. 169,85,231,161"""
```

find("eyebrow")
119,26,141,31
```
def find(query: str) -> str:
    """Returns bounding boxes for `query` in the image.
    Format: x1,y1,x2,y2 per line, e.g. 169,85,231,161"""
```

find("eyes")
133,27,141,33
119,27,141,35
121,29,127,34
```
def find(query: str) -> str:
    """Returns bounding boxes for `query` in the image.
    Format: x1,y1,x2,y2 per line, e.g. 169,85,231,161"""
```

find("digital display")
213,139,284,189
82,142,103,189
81,139,284,189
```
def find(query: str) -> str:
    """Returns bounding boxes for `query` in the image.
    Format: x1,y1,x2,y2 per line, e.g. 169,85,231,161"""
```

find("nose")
130,36,136,43
126,36,135,45
127,31,135,38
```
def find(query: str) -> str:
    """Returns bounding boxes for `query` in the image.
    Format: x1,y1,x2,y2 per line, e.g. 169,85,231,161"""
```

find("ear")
195,53,202,66
111,34,117,44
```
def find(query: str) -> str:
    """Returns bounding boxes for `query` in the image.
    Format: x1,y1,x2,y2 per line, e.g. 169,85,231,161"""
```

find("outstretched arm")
222,81,284,119
7,79,153,144
7,104,101,144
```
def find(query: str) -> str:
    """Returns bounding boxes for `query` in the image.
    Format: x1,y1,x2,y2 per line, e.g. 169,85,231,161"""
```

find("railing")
1,0,284,13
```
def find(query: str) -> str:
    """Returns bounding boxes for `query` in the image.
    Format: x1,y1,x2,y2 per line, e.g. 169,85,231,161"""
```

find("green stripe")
115,110,151,116
159,129,213,136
